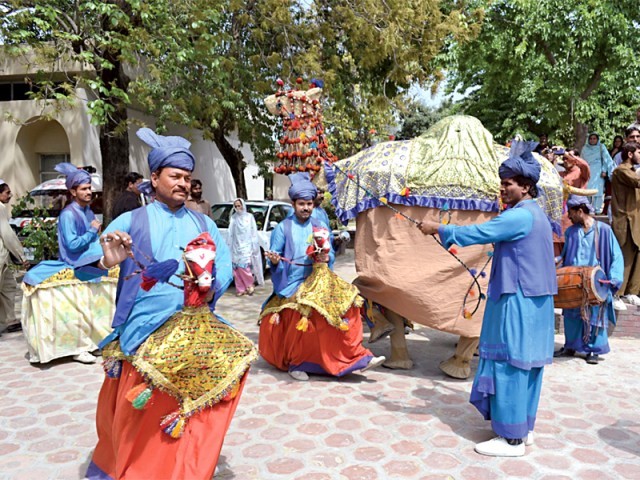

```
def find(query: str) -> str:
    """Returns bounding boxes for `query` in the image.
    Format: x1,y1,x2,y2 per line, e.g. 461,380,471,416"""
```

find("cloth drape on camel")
323,116,564,376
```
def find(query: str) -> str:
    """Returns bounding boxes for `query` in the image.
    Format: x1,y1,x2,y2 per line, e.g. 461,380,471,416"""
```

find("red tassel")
140,274,159,292
448,247,458,255
125,383,148,403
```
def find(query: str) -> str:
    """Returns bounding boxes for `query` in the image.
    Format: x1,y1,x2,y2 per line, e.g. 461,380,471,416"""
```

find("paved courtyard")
1,250,640,479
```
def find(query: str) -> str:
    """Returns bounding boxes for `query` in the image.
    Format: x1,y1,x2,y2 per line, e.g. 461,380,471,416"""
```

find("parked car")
210,200,293,270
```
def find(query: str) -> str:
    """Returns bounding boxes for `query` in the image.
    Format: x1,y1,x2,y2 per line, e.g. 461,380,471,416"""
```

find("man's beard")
191,192,202,200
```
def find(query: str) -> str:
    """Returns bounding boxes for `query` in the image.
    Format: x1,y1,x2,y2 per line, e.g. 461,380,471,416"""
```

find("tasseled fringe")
269,313,280,325
103,358,122,379
160,410,186,439
296,316,309,332
339,317,349,331
125,383,154,409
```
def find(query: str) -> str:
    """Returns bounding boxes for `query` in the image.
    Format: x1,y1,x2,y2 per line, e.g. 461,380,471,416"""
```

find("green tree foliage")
445,0,640,148
396,100,455,140
1,0,480,210
12,194,59,262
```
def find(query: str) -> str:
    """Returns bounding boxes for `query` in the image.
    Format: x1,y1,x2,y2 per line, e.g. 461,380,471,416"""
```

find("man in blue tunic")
555,195,623,364
54,163,102,267
79,128,253,480
418,141,557,457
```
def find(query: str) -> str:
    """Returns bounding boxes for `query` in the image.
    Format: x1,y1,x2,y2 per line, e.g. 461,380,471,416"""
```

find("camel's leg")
383,310,414,370
438,336,479,379
368,307,395,344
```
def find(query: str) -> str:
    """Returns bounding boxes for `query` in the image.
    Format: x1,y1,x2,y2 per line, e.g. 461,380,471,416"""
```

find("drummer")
554,195,624,364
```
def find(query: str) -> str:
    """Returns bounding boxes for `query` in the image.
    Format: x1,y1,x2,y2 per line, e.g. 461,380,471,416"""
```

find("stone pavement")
1,250,640,480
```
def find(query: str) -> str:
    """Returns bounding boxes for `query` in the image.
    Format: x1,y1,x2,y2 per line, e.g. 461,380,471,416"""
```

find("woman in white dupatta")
229,198,264,295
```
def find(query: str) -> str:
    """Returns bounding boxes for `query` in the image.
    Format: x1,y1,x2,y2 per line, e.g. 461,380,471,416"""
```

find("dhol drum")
554,266,609,309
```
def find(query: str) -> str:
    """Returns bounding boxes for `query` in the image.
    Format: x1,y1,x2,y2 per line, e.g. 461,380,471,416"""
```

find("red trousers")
259,305,373,376
88,361,246,480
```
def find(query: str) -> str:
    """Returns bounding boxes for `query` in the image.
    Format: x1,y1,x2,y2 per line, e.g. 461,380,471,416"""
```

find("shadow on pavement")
598,420,640,458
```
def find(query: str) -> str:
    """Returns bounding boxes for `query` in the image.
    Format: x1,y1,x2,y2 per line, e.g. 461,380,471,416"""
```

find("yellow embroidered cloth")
260,263,363,330
103,306,257,416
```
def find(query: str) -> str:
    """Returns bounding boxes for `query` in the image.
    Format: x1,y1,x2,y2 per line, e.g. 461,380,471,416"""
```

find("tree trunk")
213,127,247,199
98,57,130,226
100,111,130,226
573,122,589,153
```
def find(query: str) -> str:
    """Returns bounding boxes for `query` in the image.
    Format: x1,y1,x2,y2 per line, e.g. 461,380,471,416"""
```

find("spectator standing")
612,126,640,166
229,198,264,296
111,172,143,219
610,142,640,305
583,133,615,214
533,134,549,154
609,135,624,158
185,179,212,218
0,181,27,336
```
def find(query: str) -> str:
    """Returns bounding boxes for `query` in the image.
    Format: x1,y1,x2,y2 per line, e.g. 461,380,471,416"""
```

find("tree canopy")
1,0,480,213
445,0,640,148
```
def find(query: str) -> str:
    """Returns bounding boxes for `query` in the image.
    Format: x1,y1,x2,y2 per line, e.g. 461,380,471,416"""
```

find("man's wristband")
98,256,108,270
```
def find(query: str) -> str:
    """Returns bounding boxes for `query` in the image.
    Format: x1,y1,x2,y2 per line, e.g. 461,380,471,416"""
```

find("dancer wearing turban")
20,165,113,364
79,128,256,480
260,172,385,381
555,195,623,364
419,141,557,457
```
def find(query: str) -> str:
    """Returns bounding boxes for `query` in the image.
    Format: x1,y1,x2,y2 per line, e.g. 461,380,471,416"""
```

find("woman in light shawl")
583,133,615,214
229,198,263,295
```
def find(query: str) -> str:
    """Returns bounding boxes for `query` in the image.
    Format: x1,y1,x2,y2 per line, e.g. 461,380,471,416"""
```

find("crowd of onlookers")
533,106,640,308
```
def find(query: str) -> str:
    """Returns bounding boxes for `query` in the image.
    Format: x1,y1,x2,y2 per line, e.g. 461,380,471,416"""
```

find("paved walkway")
1,251,640,479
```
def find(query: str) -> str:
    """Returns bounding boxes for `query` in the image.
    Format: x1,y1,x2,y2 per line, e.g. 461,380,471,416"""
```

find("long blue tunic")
561,222,623,355
88,201,232,355
269,215,335,298
439,201,555,439
58,202,99,266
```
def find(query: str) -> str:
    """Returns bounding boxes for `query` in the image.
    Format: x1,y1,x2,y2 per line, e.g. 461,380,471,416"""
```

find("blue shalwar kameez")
560,222,623,355
439,199,556,440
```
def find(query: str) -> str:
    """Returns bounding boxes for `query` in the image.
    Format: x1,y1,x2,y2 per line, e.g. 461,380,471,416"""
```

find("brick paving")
1,251,640,479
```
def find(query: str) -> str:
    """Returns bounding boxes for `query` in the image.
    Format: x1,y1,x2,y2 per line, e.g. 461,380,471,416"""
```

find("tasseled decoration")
399,187,410,197
394,213,405,221
103,358,122,379
141,259,180,291
487,251,494,257
449,247,458,255
463,309,473,320
468,289,476,297
469,268,477,276
480,271,487,278
160,410,186,439
296,316,309,332
270,313,280,325
132,387,153,410
125,383,148,403
339,317,350,331
347,173,355,180
480,293,486,300
379,197,388,204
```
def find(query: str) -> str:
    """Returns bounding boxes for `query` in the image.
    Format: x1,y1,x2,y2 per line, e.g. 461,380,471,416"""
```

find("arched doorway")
15,118,71,190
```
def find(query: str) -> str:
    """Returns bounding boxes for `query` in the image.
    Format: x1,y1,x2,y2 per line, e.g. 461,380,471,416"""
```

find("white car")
210,200,293,269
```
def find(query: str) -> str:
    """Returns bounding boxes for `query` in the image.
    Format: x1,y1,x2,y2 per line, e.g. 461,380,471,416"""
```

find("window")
40,154,70,183
267,205,288,230
211,205,233,229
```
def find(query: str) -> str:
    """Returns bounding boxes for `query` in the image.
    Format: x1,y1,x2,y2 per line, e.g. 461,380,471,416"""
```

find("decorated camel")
323,115,564,378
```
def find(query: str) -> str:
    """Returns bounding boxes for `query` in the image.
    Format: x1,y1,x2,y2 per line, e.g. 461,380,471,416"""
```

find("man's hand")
100,230,133,268
91,219,102,231
265,250,281,265
417,220,440,236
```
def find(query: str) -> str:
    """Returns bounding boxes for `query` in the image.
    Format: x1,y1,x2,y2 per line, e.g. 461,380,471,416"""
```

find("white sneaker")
288,370,309,381
474,437,525,457
613,297,627,311
360,355,386,373
623,295,640,306
73,351,97,364
553,308,563,315
524,431,534,446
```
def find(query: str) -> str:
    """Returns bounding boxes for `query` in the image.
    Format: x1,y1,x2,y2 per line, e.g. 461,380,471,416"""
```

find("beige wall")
1,92,265,206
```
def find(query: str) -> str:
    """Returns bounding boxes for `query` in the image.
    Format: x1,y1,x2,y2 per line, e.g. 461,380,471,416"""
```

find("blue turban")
566,195,595,214
288,172,317,201
136,128,195,173
137,180,153,196
498,140,541,183
54,163,92,190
